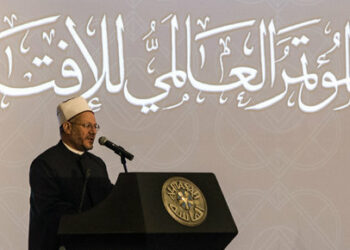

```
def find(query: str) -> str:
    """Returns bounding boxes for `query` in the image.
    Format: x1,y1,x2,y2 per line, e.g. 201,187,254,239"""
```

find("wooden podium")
58,173,238,250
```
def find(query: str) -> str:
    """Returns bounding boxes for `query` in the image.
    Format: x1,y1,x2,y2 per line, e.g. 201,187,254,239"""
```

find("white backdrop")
0,0,350,249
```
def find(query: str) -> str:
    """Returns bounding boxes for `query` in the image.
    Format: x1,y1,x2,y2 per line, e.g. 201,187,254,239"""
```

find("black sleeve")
98,158,114,198
84,154,114,204
29,158,77,217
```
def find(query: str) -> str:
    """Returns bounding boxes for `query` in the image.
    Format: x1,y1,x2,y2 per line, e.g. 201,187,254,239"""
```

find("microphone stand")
110,145,131,173
120,154,128,173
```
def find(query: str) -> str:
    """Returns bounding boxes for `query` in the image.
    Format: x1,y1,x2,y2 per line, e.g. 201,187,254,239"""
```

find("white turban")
56,97,92,125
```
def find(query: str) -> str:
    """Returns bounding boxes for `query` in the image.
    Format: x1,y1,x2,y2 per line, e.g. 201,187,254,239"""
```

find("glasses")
70,122,100,131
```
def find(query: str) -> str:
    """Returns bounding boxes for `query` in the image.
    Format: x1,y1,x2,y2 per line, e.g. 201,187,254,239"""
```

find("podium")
58,172,238,250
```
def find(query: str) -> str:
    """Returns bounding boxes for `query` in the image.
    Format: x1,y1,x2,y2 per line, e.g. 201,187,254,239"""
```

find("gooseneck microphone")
98,136,134,161
79,168,91,213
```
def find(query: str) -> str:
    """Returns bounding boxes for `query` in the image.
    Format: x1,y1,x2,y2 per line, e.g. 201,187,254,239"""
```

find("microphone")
98,136,134,161
79,168,91,213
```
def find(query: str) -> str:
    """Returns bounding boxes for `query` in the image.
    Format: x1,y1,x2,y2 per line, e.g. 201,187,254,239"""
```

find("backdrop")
0,0,349,249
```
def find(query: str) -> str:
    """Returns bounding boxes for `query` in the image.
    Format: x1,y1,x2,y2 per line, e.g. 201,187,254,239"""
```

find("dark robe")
29,141,114,250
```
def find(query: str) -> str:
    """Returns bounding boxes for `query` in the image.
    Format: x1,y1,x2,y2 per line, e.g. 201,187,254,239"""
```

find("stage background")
0,0,349,249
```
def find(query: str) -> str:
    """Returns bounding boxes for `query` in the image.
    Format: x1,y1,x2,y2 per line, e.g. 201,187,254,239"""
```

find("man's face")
65,111,97,151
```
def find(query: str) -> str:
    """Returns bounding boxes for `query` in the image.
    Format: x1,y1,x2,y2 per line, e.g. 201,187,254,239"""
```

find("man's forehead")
72,111,96,122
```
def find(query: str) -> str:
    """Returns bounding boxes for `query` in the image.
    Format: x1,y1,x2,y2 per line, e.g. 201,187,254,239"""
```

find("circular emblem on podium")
161,176,207,227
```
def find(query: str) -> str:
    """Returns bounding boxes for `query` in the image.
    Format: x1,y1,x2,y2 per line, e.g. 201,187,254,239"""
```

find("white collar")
62,141,85,155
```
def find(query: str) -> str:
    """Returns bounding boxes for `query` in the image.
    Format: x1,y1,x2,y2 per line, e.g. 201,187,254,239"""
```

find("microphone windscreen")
98,136,107,145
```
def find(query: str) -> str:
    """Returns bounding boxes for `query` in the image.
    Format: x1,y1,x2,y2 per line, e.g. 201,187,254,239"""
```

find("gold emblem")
162,177,207,227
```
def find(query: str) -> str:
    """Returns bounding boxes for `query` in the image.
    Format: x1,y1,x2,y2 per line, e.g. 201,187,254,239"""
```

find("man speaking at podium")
29,97,114,250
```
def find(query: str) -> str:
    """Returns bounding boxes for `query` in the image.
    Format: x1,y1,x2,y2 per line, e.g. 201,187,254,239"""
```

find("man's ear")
62,122,72,135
